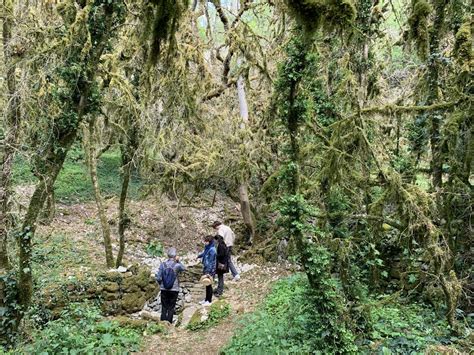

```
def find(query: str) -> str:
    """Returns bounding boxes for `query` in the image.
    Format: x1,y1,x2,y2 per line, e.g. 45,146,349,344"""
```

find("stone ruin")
142,264,203,316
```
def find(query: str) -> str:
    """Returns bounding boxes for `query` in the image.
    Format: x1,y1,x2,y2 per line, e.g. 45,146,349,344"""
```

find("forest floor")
13,185,285,354
139,265,289,354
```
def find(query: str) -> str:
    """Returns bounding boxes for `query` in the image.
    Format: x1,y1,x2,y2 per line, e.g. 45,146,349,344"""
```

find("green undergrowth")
358,298,465,353
31,233,105,290
2,303,162,354
187,300,231,331
223,274,466,354
12,147,142,203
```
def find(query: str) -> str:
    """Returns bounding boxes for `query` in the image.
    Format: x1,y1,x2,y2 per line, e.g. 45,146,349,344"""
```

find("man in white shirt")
212,221,240,281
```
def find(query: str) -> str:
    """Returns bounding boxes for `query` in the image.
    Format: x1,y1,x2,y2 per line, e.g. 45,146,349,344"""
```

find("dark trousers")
205,285,213,302
160,290,179,323
216,273,224,295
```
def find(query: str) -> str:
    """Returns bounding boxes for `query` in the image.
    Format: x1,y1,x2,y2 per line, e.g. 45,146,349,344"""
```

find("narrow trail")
139,265,289,355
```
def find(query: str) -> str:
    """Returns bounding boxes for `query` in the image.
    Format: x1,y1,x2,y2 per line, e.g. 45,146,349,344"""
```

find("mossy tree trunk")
115,124,138,268
0,0,20,271
426,0,449,189
237,75,256,245
17,2,124,310
85,118,114,268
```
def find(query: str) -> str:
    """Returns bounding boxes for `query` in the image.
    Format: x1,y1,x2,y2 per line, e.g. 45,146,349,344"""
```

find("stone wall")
40,264,158,318
144,264,203,317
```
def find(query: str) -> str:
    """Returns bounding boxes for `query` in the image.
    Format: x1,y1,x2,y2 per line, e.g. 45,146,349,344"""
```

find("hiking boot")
232,274,240,281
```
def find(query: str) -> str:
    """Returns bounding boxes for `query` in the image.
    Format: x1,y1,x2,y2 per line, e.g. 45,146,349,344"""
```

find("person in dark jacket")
197,235,216,305
214,235,229,297
155,247,185,323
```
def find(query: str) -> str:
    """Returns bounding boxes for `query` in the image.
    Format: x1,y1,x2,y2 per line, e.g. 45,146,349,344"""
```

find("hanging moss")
407,0,431,60
144,0,189,63
284,0,356,34
453,21,472,63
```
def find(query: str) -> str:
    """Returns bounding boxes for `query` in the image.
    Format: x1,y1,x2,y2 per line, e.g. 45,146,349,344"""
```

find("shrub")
14,303,145,354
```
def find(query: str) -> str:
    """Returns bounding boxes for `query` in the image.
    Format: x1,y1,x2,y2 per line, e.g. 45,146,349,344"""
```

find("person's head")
214,234,224,243
167,247,177,259
212,221,222,230
203,235,214,245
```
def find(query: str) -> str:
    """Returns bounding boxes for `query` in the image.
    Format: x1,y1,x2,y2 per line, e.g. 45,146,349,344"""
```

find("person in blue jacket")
197,235,216,305
155,247,185,323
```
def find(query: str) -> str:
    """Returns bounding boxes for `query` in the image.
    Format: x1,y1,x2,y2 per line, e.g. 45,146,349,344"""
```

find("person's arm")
177,262,186,272
209,249,217,275
155,263,163,282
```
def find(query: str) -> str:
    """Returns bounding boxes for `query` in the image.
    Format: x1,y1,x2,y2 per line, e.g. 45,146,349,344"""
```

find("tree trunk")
86,119,114,268
19,144,75,308
0,0,21,270
427,0,449,189
236,75,256,244
115,143,133,267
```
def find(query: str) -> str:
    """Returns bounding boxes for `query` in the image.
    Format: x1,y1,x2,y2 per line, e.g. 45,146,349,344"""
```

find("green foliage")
12,148,141,203
187,301,230,331
145,240,164,257
224,274,356,354
14,303,144,354
359,300,457,353
0,272,20,347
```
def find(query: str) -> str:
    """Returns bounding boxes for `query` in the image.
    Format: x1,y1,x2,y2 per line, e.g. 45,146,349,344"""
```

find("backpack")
161,262,177,290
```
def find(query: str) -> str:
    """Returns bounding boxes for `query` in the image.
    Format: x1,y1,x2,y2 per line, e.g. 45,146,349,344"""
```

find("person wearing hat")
212,221,240,281
155,247,185,323
197,235,217,306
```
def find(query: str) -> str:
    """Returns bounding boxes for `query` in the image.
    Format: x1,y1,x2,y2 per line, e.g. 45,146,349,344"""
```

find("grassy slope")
12,146,142,203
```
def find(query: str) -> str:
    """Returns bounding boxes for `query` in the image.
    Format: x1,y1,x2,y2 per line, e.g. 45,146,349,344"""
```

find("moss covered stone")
122,292,147,313
103,282,120,293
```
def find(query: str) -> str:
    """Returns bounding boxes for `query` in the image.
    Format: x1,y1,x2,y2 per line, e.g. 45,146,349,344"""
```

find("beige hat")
200,275,213,287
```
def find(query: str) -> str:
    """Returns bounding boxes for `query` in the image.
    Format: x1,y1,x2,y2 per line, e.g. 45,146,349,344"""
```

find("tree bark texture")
115,140,134,268
236,75,256,244
427,0,449,189
86,119,114,268
0,0,21,270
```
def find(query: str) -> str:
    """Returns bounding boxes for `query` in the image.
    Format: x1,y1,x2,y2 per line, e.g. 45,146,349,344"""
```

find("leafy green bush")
14,303,145,354
223,274,354,354
359,300,455,354
145,241,164,257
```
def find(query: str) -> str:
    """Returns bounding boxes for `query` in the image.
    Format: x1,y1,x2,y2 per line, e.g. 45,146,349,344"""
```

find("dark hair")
212,221,222,228
214,234,224,242
204,235,214,242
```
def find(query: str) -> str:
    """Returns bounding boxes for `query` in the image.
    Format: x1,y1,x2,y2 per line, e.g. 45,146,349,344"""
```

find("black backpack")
161,262,177,290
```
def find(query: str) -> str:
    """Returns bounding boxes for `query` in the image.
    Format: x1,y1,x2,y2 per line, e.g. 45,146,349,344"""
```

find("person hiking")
212,221,240,281
214,234,230,297
197,235,216,306
155,247,185,323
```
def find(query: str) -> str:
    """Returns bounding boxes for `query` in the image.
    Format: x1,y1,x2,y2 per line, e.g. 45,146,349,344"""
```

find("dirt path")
139,265,288,355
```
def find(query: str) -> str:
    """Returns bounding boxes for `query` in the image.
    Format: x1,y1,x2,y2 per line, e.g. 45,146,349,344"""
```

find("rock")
136,269,150,289
103,282,120,293
122,292,147,313
185,294,192,303
179,305,198,329
187,307,209,329
140,310,162,322
101,300,122,315
117,266,128,273
122,277,141,293
103,292,119,301
114,316,150,330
